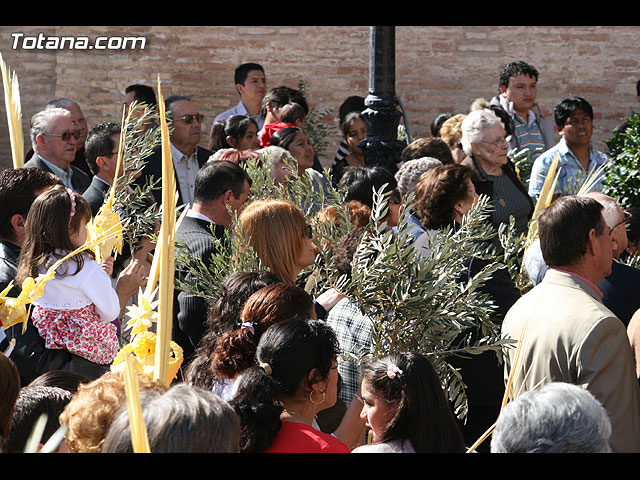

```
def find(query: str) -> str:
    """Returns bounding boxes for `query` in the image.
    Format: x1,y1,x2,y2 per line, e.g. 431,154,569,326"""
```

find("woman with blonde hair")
238,198,316,285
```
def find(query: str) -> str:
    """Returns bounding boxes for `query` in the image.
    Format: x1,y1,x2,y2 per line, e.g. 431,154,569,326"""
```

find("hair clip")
387,364,403,379
240,321,255,335
259,362,272,376
66,188,76,225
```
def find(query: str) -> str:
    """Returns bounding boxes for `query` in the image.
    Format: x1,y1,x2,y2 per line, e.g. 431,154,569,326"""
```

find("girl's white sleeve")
80,260,121,322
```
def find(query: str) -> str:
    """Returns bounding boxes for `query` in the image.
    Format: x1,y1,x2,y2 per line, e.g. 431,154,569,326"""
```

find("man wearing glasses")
135,95,212,207
24,107,91,193
528,96,610,201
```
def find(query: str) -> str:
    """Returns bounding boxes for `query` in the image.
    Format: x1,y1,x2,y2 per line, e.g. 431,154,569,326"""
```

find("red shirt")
262,420,350,453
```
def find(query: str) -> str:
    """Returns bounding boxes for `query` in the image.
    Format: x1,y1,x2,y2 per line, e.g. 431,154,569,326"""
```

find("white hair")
30,107,72,153
491,382,612,453
583,192,620,229
257,145,297,184
460,108,503,157
394,157,442,194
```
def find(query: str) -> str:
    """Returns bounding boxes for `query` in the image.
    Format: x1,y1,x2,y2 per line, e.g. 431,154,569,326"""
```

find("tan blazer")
502,268,640,453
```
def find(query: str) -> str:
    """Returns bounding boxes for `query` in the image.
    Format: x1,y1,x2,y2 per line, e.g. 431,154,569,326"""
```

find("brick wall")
0,25,638,170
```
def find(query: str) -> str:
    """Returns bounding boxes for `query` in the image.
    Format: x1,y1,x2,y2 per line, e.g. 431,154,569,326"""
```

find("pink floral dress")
31,254,122,365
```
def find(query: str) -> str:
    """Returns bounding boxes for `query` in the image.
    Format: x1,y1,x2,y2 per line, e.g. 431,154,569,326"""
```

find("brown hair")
413,164,474,230
16,185,93,284
210,282,314,379
238,199,309,283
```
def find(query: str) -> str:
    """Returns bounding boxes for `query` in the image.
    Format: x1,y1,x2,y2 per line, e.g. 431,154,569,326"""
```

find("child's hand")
100,256,114,276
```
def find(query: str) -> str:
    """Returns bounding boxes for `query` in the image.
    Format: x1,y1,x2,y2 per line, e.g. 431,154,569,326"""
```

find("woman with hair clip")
353,351,466,453
183,271,280,390
209,282,315,401
230,319,350,453
208,114,260,152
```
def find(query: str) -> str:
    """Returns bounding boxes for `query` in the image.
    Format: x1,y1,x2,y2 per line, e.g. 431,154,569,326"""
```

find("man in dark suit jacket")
134,95,212,207
24,107,91,194
173,160,252,363
82,122,122,216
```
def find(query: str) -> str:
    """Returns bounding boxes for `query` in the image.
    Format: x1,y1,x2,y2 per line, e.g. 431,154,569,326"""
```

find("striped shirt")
512,112,546,160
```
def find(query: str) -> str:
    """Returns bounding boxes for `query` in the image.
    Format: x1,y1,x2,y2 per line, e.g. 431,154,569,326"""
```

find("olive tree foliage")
174,150,512,419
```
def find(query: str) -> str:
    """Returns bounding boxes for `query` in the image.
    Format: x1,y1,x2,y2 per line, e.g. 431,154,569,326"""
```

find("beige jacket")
502,268,640,453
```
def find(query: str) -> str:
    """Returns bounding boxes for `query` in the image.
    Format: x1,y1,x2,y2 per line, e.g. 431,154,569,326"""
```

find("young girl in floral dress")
16,185,121,366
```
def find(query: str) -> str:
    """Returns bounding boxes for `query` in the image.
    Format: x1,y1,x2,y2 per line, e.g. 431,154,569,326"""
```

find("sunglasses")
304,224,313,239
44,130,81,142
177,113,204,124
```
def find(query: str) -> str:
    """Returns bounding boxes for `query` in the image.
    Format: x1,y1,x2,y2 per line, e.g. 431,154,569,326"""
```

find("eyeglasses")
479,135,511,147
304,224,313,239
611,210,632,233
177,113,204,124
43,130,81,142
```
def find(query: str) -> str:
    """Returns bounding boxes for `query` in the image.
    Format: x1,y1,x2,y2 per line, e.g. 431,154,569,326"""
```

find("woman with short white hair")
461,108,533,236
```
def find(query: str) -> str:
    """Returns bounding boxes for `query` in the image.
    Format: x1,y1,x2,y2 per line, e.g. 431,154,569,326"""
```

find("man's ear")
222,189,234,205
10,213,25,236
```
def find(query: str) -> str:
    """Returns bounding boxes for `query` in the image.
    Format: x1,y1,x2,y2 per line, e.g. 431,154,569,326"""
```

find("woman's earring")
309,388,326,405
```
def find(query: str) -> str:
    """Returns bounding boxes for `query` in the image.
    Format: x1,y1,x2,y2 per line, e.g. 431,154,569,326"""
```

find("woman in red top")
230,319,350,453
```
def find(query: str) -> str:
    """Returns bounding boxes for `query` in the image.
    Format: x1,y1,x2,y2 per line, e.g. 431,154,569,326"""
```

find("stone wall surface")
0,25,638,169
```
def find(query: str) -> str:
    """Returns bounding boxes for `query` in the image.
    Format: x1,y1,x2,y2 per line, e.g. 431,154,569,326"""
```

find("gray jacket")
490,95,557,152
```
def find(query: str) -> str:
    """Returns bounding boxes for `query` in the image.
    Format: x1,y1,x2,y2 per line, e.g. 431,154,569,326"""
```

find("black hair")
193,160,252,204
430,113,452,137
84,122,121,175
0,167,60,243
230,319,340,452
360,352,466,453
338,165,398,210
260,86,309,120
124,84,157,108
5,385,73,453
498,60,539,90
208,114,258,151
338,95,366,124
553,96,594,127
234,62,264,86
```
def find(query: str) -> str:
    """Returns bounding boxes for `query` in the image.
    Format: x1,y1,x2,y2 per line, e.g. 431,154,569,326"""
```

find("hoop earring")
309,388,326,405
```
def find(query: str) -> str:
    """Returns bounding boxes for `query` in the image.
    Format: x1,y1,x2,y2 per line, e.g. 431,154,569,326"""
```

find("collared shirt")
550,267,604,300
39,155,74,188
325,297,373,406
528,138,610,200
498,94,546,160
186,208,213,224
214,100,265,130
171,143,200,207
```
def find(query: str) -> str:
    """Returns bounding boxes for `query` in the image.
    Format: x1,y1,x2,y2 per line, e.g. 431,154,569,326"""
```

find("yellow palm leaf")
0,52,24,169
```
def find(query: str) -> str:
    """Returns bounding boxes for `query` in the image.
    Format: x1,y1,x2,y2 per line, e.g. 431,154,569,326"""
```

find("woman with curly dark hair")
209,282,315,401
411,163,478,258
412,162,520,452
183,271,280,390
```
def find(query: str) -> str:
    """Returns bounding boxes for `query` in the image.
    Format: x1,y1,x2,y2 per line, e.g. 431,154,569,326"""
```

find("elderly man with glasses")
134,95,212,207
24,107,91,193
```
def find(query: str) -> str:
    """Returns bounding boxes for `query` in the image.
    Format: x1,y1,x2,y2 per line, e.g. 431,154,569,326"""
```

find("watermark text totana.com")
11,32,147,50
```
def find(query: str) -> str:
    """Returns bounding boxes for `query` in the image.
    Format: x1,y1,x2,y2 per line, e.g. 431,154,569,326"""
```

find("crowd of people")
1,58,640,454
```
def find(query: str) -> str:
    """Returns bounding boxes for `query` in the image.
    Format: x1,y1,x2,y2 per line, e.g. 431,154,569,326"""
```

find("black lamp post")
359,26,406,174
